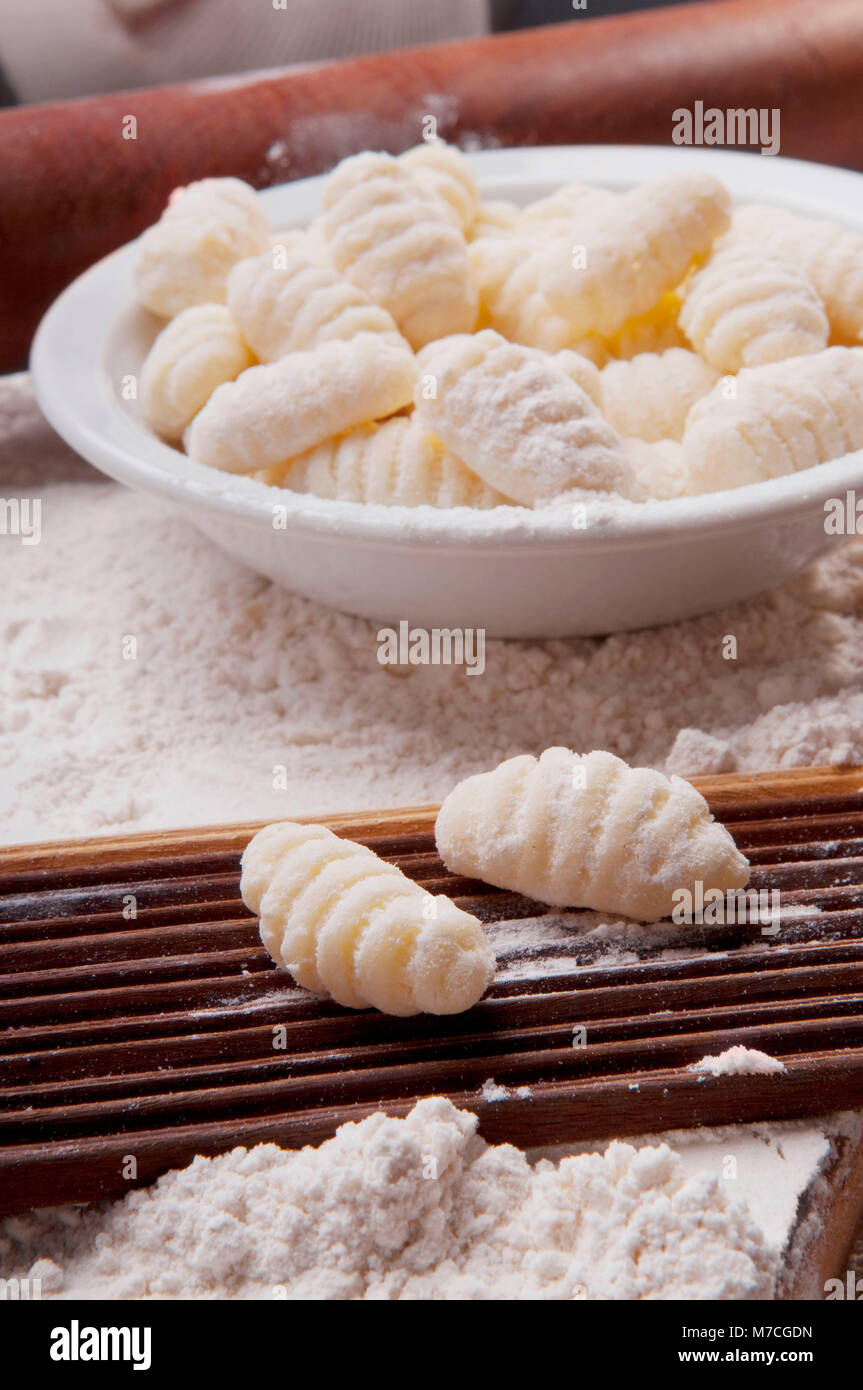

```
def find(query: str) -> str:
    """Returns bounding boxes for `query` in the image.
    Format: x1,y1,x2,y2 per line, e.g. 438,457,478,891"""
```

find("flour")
0,1097,775,1301
690,1047,787,1077
3,373,863,845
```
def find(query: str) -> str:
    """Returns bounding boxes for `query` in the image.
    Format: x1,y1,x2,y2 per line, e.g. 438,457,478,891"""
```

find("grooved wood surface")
2,764,863,1216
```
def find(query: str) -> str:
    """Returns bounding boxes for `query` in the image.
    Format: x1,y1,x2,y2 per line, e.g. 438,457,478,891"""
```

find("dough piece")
241,821,495,1016
261,416,509,508
226,249,408,361
469,199,520,240
435,747,749,921
269,226,333,269
186,333,416,474
731,204,863,344
321,151,477,349
140,304,253,441
415,330,634,504
134,177,270,317
541,172,731,338
518,181,617,235
399,140,479,233
679,239,829,371
624,437,692,501
684,346,863,492
601,348,719,443
468,235,603,355
551,349,604,408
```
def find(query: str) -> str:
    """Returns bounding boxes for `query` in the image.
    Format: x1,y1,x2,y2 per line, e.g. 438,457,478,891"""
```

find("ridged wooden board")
2,764,863,1223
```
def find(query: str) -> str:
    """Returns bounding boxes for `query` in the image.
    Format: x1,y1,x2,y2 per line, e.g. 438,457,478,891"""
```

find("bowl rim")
30,143,863,553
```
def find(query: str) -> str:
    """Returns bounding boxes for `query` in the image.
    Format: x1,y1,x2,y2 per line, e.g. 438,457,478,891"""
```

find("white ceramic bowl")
31,145,863,638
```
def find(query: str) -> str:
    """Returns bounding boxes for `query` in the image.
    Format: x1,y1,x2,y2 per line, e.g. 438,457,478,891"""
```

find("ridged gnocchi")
601,349,719,443
624,437,692,501
261,416,509,508
683,346,863,492
134,178,270,318
241,821,495,1016
731,204,863,344
226,249,408,360
679,240,829,371
321,151,478,349
435,747,749,921
140,305,253,440
186,333,416,474
541,172,731,338
415,330,633,504
399,140,479,234
468,235,600,354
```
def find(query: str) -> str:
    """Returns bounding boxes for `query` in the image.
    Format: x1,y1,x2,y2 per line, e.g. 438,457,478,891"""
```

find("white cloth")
0,0,490,102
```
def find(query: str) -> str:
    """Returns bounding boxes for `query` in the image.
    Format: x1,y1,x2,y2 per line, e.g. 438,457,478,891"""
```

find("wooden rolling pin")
1,0,862,371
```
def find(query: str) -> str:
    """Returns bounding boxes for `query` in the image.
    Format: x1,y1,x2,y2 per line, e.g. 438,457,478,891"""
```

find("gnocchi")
261,416,509,508
140,304,253,441
185,333,416,474
415,329,633,504
134,177,270,317
684,346,863,492
435,747,749,921
679,239,829,371
601,348,719,443
399,140,479,234
540,172,731,338
731,204,863,344
226,248,408,360
241,821,495,1016
321,151,478,349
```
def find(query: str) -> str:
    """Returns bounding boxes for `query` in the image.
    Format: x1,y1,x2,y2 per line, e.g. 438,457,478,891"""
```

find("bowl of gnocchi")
31,143,863,638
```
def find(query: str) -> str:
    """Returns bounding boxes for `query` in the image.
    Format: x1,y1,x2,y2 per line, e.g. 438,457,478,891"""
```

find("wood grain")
2,763,863,1221
3,0,863,368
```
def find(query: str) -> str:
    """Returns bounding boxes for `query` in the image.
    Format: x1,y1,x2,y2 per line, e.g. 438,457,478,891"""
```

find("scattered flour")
4,373,863,844
689,1046,787,1077
479,1079,532,1102
0,1097,776,1301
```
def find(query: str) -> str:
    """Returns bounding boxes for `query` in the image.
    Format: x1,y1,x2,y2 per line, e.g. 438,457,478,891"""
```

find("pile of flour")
0,1097,776,1301
3,373,863,843
690,1047,787,1078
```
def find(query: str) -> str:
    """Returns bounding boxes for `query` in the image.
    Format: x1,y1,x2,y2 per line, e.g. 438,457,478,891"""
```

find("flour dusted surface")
4,375,863,844
690,1047,787,1077
0,1098,775,1301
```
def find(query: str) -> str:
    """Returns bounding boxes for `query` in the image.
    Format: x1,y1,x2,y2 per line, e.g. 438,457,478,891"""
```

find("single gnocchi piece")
269,226,333,269
518,181,618,236
435,747,749,921
185,333,416,474
226,249,408,361
134,178,270,318
140,305,254,441
260,416,509,508
624,437,692,501
541,172,731,338
601,348,719,443
468,236,603,356
399,140,479,233
683,346,863,492
241,821,495,1016
321,151,478,349
553,349,604,408
679,239,829,371
731,204,863,344
415,330,634,505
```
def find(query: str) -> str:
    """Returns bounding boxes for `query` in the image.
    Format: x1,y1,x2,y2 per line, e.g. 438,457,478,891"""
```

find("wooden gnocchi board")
2,763,863,1292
